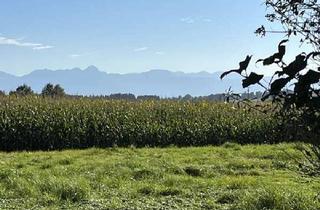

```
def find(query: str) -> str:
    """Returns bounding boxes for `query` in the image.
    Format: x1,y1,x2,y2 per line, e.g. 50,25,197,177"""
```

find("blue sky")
0,0,301,75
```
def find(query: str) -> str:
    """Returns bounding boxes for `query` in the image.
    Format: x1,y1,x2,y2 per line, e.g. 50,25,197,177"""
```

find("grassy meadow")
0,96,318,209
0,143,319,209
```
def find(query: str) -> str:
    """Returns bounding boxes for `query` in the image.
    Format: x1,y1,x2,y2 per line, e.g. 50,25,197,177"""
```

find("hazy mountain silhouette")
0,66,260,96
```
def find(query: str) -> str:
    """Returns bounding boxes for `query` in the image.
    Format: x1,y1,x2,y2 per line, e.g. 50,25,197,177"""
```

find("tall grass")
0,96,280,151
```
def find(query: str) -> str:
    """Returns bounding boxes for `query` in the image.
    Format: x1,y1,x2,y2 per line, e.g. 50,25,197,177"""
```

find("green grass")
0,143,319,209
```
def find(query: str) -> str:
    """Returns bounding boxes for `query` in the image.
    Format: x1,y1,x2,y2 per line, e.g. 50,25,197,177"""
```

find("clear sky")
0,0,301,75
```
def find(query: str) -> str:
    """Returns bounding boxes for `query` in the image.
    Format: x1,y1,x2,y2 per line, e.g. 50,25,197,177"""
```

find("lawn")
0,143,319,209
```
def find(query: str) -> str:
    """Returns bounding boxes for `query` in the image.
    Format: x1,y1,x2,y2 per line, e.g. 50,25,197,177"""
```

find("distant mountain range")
0,66,261,96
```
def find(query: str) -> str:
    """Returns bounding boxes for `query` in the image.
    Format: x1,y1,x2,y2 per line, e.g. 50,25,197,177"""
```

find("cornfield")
0,96,281,151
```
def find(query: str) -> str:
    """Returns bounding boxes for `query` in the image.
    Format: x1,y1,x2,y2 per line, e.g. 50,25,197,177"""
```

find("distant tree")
110,93,136,100
10,84,34,96
255,91,263,99
183,94,193,100
0,90,5,97
41,83,55,97
206,94,225,101
137,95,160,100
42,83,65,97
241,92,256,100
53,84,65,97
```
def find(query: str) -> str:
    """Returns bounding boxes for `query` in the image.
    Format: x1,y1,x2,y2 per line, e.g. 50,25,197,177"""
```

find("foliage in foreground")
0,143,319,209
0,96,280,151
222,1,320,142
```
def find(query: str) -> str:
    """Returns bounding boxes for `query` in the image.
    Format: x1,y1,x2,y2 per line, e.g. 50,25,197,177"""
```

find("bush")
9,84,34,96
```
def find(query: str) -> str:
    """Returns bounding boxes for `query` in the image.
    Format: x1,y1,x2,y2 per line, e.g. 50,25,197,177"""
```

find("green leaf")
220,55,252,79
242,73,264,88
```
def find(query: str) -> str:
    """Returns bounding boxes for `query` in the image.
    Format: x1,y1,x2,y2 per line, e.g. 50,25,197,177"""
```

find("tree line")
0,84,263,101
1,83,66,97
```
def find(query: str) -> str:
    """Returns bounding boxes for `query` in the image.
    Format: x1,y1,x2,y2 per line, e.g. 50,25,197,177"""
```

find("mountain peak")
84,65,99,72
146,69,171,74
